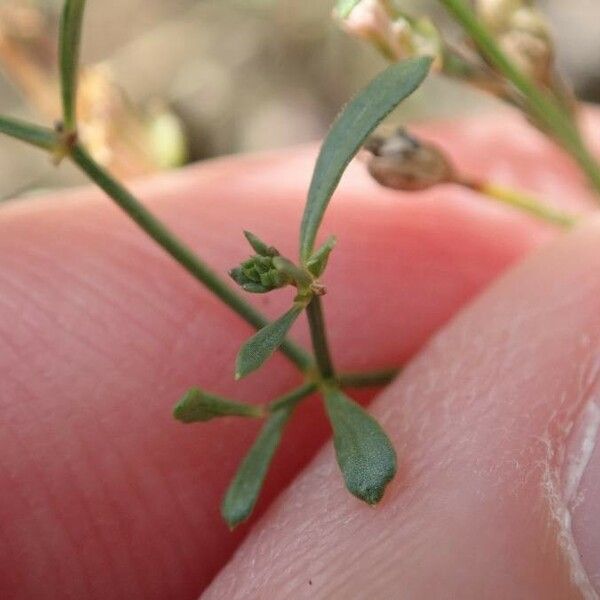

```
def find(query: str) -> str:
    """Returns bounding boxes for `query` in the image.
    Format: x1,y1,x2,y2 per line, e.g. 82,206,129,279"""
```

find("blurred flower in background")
0,0,598,200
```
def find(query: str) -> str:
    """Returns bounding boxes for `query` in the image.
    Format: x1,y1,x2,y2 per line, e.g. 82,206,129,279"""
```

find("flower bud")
364,128,454,192
230,255,293,294
336,0,443,69
498,26,552,84
475,0,523,32
475,1,553,83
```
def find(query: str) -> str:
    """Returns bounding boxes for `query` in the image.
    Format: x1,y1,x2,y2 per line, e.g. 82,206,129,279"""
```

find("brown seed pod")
364,128,455,192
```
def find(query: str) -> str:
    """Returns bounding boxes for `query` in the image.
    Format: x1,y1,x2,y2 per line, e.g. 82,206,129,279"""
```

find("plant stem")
0,116,57,151
305,296,335,380
437,0,600,197
337,368,400,388
69,143,312,371
459,178,579,228
269,382,317,412
59,0,87,131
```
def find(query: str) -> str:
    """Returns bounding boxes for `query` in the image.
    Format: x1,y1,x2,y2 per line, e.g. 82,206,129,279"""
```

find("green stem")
437,0,600,197
337,368,399,388
59,0,87,131
0,116,58,151
305,296,335,380
269,382,317,412
69,143,312,371
461,179,579,228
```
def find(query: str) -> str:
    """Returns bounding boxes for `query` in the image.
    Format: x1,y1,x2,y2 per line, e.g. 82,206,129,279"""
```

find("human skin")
1,112,599,599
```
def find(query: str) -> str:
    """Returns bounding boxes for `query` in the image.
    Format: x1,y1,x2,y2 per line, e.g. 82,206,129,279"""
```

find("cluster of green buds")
475,0,554,84
335,0,443,70
229,232,292,294
230,231,335,297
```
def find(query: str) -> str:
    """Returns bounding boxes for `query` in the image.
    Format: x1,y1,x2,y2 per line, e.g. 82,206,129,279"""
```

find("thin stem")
269,382,317,412
0,115,57,151
460,178,579,228
437,0,600,197
305,296,335,380
337,368,400,388
69,143,312,371
59,0,87,131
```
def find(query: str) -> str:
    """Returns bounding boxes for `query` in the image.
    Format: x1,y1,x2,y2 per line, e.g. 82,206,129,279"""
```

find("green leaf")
221,406,292,528
306,235,337,277
235,304,304,379
173,388,264,423
324,386,397,505
243,231,278,257
335,0,362,19
59,0,87,130
299,58,432,262
0,116,57,151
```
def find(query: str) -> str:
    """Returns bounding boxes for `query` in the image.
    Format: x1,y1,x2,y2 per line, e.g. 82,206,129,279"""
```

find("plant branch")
0,115,57,151
458,178,579,228
305,296,335,380
337,367,400,388
59,0,87,130
268,382,317,412
68,143,312,371
437,0,600,197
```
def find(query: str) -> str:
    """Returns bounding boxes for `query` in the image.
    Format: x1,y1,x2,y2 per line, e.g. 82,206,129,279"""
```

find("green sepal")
173,388,264,423
243,231,279,257
235,304,304,379
271,257,313,289
299,58,432,261
306,235,337,277
221,405,292,528
323,386,397,505
59,0,87,130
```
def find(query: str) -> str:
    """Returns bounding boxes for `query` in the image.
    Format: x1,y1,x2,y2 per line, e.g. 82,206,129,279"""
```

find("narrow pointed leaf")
235,304,304,379
221,406,292,528
324,386,397,505
173,388,264,423
0,116,56,151
299,58,432,261
306,235,337,277
59,0,87,129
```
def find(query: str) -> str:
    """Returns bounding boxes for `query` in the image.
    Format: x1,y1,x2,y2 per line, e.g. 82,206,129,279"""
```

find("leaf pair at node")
174,383,314,528
173,382,398,527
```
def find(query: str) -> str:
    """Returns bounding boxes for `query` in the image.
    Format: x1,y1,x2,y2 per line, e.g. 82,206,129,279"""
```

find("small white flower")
476,0,553,83
336,0,443,68
476,0,523,31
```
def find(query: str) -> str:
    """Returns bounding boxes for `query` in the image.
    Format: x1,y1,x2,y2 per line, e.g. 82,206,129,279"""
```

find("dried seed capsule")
364,128,454,192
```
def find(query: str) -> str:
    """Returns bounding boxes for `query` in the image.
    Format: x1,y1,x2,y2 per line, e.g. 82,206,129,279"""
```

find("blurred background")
0,0,598,199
